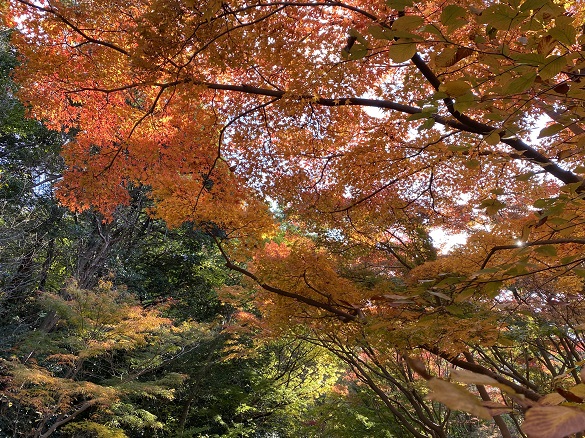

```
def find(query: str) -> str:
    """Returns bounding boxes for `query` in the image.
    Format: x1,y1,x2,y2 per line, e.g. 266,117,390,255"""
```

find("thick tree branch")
463,351,514,438
200,81,583,187
202,82,471,128
409,53,583,187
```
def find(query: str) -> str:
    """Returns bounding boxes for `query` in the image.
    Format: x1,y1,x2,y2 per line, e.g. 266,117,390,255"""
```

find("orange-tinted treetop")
6,0,585,331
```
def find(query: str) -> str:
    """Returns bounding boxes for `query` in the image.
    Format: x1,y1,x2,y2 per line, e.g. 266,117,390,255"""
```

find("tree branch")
14,0,129,56
481,238,585,269
213,237,359,322
202,81,583,187
38,400,96,438
423,345,541,402
409,53,583,187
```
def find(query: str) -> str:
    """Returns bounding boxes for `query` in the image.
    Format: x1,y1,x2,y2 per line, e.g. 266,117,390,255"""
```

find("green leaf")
418,117,435,131
392,15,424,32
439,80,471,97
483,281,503,298
480,4,522,30
485,112,505,121
348,43,368,60
453,91,475,112
440,5,467,29
484,130,500,145
505,264,530,276
559,224,577,237
533,198,552,208
519,0,550,12
348,28,368,45
368,25,393,40
421,105,438,114
538,123,564,138
511,52,546,65
567,87,585,100
445,305,467,317
498,337,517,348
505,71,536,94
480,198,506,216
539,55,566,80
573,268,585,278
535,245,557,257
549,17,577,45
432,91,449,100
407,112,428,121
448,144,471,152
386,0,414,11
454,288,475,302
465,159,480,168
421,24,445,38
515,172,535,181
390,30,424,40
548,217,567,226
472,267,500,276
388,39,417,62
561,255,579,264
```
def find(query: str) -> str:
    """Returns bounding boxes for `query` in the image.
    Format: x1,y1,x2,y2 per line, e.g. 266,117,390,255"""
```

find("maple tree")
6,0,585,435
1,279,208,437
1,279,346,437
0,55,353,435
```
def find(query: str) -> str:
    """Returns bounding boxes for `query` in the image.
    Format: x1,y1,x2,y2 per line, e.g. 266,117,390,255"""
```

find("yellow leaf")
426,378,492,420
549,16,577,45
435,47,458,67
440,5,467,29
449,369,515,393
567,384,585,399
523,406,585,438
538,392,566,406
539,56,567,81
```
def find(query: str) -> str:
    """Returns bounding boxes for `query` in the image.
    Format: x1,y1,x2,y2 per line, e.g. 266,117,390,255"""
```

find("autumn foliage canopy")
6,0,585,435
